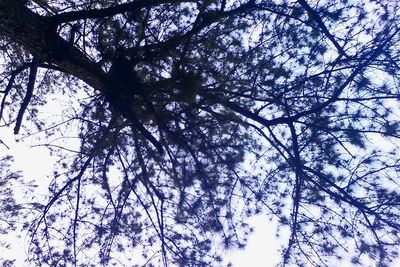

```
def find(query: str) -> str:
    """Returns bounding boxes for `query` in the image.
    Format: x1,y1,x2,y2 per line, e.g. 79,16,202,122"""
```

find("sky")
0,2,399,265
0,125,286,266
0,86,288,266
2,126,400,267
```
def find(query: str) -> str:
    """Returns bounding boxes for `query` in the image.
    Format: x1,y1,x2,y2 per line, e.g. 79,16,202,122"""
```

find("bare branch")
14,58,38,134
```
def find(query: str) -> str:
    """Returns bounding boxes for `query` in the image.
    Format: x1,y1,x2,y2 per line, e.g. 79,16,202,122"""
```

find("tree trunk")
0,0,165,150
0,0,108,92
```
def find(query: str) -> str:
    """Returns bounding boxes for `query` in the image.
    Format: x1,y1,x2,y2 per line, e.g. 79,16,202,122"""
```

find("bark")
50,0,196,24
0,0,164,150
0,0,108,92
0,0,267,151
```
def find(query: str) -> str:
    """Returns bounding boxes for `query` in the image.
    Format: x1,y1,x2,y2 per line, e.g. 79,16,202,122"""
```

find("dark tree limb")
50,0,197,24
297,0,348,57
0,1,164,152
0,62,32,119
14,58,38,134
73,159,83,267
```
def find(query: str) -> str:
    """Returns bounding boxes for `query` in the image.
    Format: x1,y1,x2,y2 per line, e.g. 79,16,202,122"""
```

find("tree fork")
0,0,162,151
0,0,107,91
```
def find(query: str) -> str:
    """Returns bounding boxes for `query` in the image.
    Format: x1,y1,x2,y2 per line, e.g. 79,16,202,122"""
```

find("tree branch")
50,0,196,24
297,0,348,57
14,58,38,134
291,26,400,122
0,62,32,119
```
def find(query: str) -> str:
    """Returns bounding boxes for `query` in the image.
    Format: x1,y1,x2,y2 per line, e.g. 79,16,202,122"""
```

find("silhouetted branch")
297,0,348,58
0,62,31,119
50,0,197,24
14,58,38,134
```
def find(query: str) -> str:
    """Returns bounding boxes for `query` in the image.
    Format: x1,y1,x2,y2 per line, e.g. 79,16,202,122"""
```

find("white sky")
0,4,399,262
2,128,400,267
0,126,287,266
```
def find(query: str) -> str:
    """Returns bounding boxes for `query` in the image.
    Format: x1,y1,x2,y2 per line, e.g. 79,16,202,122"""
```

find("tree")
0,156,26,266
0,0,399,266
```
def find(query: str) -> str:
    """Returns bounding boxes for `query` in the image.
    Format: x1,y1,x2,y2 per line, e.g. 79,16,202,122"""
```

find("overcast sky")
3,129,400,266
0,127,286,266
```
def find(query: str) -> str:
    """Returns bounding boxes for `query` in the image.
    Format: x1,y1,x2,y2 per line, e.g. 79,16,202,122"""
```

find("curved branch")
297,0,348,57
50,0,196,24
0,62,32,119
14,58,38,134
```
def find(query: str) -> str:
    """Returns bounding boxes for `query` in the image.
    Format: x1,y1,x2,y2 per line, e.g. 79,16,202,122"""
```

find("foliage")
0,0,400,266
0,156,25,266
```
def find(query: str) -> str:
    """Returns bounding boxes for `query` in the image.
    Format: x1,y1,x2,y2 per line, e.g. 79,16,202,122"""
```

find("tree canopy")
0,0,400,266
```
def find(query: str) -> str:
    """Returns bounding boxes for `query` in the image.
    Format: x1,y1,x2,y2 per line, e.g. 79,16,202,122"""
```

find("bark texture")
0,0,107,91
